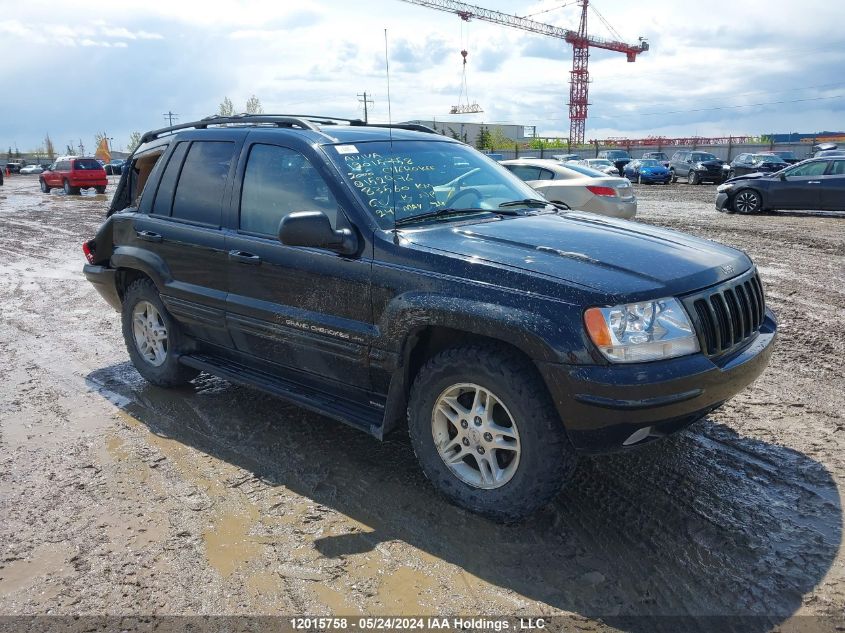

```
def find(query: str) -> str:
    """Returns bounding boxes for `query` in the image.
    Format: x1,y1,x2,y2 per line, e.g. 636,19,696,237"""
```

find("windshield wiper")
394,207,518,227
498,198,569,211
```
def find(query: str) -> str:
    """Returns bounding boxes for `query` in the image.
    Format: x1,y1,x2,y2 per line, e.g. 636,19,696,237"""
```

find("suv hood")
403,212,751,300
696,159,725,167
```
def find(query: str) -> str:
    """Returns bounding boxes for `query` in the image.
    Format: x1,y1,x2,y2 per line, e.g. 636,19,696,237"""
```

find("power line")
162,111,179,126
357,91,374,123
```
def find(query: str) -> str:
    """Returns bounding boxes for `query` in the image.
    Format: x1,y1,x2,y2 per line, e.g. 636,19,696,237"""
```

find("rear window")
73,159,103,170
171,141,235,225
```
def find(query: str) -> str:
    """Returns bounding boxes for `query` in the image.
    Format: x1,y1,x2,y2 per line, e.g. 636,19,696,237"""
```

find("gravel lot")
0,174,843,631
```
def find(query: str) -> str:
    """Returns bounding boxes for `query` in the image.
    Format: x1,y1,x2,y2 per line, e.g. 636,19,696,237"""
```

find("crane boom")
398,0,646,57
397,0,649,144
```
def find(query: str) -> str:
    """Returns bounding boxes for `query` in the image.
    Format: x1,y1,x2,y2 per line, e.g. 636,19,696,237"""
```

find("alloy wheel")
734,190,761,214
132,301,169,367
431,383,521,489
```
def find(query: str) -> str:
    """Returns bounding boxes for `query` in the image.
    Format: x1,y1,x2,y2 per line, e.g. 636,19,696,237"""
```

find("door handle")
808,181,821,184
228,250,261,265
136,230,162,243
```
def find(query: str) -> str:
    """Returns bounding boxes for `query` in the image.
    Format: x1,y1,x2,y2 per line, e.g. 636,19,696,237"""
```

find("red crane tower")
397,0,648,145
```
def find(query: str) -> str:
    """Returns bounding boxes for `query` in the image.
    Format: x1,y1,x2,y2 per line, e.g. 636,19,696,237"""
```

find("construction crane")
397,0,648,145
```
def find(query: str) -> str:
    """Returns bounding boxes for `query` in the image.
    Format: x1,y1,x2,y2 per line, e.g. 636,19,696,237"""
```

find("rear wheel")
40,179,50,193
733,189,762,214
407,344,577,521
121,278,199,387
95,185,106,194
63,180,79,195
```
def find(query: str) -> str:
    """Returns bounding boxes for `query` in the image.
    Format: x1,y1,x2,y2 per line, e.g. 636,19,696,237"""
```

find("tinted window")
152,142,189,217
73,159,103,170
831,160,845,175
691,153,717,162
57,161,70,170
240,144,339,236
172,142,234,225
787,161,829,177
563,163,607,178
507,165,545,181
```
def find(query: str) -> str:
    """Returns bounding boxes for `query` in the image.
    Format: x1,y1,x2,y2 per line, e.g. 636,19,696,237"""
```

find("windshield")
638,159,660,167
563,163,608,178
605,151,630,159
691,153,717,162
753,154,786,163
325,140,542,228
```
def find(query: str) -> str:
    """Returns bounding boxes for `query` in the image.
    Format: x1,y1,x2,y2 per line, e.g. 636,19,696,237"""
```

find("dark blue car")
624,159,671,184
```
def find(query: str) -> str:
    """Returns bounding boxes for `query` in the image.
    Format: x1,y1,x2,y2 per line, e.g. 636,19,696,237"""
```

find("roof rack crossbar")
139,114,438,144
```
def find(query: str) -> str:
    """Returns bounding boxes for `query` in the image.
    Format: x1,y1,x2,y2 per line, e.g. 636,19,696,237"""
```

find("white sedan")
19,165,44,175
501,159,636,219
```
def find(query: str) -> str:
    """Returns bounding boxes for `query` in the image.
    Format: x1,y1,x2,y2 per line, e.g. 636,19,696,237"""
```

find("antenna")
385,28,398,238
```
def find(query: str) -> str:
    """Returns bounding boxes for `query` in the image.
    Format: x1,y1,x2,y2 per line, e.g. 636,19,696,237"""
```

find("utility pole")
357,92,374,123
163,111,179,126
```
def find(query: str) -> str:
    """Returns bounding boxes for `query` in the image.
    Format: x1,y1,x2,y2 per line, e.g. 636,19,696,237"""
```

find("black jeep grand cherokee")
83,115,776,520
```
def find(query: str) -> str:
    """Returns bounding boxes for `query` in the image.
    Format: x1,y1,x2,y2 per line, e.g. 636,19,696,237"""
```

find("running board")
179,353,384,438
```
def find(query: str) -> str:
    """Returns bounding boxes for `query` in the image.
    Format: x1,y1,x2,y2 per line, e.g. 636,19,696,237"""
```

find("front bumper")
715,192,731,211
83,264,121,311
639,173,671,183
695,169,726,183
538,309,776,453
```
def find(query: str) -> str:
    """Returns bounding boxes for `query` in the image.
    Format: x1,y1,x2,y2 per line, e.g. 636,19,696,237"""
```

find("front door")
225,141,373,391
820,159,845,210
772,160,828,209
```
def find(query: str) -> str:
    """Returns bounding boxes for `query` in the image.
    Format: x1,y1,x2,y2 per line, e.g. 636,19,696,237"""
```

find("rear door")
820,159,845,210
224,135,373,390
771,160,828,209
133,133,245,346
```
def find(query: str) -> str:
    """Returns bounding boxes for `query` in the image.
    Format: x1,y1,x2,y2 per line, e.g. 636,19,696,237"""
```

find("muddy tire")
407,344,576,522
63,180,79,195
687,170,700,185
95,185,106,194
40,179,50,193
121,279,198,387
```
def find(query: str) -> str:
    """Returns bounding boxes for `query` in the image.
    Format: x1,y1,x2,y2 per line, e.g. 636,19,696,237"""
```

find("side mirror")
279,211,357,255
779,173,787,181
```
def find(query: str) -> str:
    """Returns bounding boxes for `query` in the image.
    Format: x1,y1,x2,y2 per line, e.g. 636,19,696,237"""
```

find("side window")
788,161,829,177
239,144,339,236
830,160,845,175
152,142,189,217
172,141,235,226
537,168,555,180
506,165,543,181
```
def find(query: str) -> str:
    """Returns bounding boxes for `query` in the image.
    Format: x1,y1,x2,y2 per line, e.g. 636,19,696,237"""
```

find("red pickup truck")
40,157,107,195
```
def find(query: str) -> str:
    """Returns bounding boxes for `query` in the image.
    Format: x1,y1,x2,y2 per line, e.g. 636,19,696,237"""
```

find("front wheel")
407,344,577,521
121,278,199,387
40,179,50,193
733,189,762,214
687,170,700,185
63,180,79,195
669,170,676,183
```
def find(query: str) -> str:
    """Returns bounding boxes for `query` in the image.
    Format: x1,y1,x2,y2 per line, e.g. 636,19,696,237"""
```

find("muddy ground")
0,174,843,631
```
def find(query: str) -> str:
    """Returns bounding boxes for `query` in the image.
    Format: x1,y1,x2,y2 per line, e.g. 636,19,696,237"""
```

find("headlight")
717,182,734,192
584,298,699,363
695,163,708,170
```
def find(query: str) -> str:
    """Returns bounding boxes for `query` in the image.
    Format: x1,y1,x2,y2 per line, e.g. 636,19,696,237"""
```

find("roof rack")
139,114,437,144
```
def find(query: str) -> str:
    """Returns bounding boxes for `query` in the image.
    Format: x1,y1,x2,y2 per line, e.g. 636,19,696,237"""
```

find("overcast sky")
2,0,843,152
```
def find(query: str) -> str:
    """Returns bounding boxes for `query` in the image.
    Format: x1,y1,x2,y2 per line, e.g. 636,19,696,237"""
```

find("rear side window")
172,141,235,226
506,165,547,181
788,161,828,177
152,142,189,216
830,160,845,175
240,144,338,236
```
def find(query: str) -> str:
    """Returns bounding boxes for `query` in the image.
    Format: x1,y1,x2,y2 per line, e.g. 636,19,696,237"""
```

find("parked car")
766,151,801,165
597,149,632,175
20,164,44,175
669,151,727,184
716,156,845,214
623,159,671,184
105,159,125,175
82,114,776,520
5,162,24,173
40,157,107,194
552,153,581,162
501,158,636,219
727,153,789,178
578,158,619,176
641,151,670,167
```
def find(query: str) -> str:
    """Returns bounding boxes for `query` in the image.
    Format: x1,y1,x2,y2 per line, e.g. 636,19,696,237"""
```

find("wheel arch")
111,247,172,299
